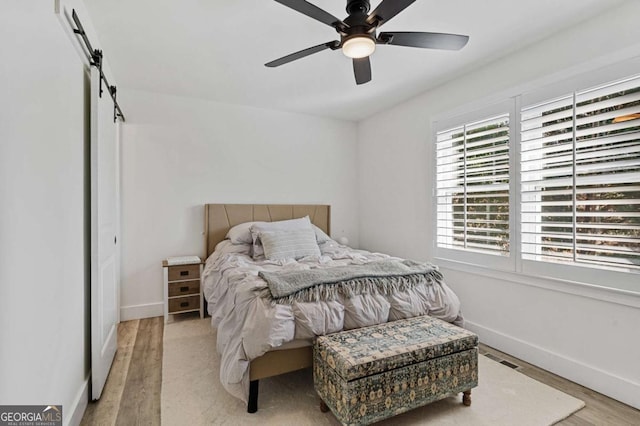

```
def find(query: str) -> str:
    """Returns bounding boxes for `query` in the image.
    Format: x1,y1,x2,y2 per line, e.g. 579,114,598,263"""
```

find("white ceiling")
83,0,624,121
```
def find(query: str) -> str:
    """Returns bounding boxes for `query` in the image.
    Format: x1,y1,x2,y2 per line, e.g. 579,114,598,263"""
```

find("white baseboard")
66,376,88,426
466,320,640,410
120,302,163,321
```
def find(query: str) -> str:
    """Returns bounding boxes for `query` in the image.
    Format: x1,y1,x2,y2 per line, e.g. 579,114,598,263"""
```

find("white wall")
119,90,358,320
0,1,90,424
357,1,640,409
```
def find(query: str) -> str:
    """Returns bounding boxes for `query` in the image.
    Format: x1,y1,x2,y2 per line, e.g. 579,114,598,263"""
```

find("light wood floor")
81,317,164,426
82,316,640,425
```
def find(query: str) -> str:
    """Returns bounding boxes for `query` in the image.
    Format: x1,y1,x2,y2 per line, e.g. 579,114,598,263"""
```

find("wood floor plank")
115,317,163,426
81,320,140,426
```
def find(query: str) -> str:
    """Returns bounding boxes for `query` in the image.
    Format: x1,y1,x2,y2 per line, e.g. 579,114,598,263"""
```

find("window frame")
433,100,517,272
518,74,640,273
432,60,640,296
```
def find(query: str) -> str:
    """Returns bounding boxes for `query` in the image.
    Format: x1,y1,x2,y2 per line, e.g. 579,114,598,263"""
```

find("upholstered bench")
313,315,478,425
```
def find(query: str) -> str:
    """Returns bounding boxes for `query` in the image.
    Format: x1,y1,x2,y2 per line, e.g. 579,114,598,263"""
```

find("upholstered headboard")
204,204,331,258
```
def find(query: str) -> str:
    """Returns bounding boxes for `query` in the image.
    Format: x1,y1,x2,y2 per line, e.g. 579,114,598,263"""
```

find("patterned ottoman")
313,315,478,425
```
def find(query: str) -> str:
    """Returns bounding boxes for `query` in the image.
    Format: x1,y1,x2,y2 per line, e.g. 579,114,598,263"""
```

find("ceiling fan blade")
379,32,469,50
265,41,338,67
367,0,416,27
274,0,347,30
353,57,372,85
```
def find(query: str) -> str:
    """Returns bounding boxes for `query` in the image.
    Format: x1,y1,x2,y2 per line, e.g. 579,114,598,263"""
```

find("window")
521,76,640,271
435,72,640,284
436,114,510,256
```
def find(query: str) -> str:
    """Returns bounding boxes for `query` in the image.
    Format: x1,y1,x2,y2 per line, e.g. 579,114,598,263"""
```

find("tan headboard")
204,204,331,257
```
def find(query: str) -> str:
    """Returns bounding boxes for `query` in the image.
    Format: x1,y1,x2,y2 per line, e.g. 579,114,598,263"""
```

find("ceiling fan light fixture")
342,36,376,59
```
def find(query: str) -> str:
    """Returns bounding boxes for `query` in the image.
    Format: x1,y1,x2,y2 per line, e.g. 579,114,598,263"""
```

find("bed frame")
204,203,331,413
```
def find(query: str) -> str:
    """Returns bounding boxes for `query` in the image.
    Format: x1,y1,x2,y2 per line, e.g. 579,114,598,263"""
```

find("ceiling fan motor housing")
342,0,376,46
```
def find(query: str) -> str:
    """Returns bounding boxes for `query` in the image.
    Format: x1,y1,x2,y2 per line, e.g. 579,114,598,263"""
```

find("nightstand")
162,257,204,323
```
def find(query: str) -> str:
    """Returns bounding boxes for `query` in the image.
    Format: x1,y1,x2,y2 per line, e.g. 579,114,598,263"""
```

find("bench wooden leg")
320,399,329,413
462,390,472,406
248,380,259,413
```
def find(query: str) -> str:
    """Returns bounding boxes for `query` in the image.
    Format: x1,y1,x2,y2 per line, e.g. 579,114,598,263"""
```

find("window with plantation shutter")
521,75,640,271
436,114,510,256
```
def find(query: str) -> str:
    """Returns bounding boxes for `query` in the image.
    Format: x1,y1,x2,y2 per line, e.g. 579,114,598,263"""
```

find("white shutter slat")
521,121,573,141
576,104,640,125
466,153,510,166
576,234,640,244
575,255,640,270
522,131,637,155
576,198,640,206
575,121,639,140
521,95,573,121
576,143,640,164
521,133,573,149
522,185,640,197
577,75,640,100
521,108,573,130
465,183,510,193
450,226,509,235
466,203,510,207
523,222,640,232
523,149,574,163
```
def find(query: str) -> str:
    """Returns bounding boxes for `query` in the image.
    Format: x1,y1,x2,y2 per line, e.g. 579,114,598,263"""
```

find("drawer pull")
180,302,189,308
180,286,189,292
180,271,189,276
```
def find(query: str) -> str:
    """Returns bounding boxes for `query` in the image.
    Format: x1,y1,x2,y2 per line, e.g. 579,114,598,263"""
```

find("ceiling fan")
265,0,469,85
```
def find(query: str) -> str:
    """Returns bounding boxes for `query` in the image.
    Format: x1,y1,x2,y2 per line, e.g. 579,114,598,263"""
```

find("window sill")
433,256,640,309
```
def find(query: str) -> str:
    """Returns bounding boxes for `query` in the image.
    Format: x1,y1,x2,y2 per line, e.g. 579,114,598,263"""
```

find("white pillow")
260,229,321,261
313,225,332,243
226,221,265,244
250,216,313,258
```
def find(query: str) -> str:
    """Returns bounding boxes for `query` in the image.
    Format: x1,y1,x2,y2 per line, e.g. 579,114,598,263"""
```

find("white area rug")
161,318,584,425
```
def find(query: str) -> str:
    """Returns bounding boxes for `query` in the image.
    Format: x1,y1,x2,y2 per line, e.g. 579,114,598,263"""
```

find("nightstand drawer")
168,295,200,313
168,280,200,297
168,264,200,281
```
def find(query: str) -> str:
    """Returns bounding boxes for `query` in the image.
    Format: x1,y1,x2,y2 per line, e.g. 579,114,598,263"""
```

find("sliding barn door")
90,67,119,400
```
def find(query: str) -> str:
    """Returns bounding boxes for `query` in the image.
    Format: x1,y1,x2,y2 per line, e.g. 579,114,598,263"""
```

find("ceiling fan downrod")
346,0,370,16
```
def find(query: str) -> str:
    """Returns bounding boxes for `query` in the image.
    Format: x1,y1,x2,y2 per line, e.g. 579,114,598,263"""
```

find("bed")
202,203,463,413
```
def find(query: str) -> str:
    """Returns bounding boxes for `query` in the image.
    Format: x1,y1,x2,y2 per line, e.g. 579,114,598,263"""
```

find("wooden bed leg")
248,380,259,413
462,390,472,406
320,399,329,413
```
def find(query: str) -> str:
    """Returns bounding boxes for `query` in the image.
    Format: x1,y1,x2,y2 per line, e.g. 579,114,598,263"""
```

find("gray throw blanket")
258,259,444,304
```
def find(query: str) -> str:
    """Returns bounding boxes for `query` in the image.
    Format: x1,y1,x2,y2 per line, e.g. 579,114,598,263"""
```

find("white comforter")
202,240,462,402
